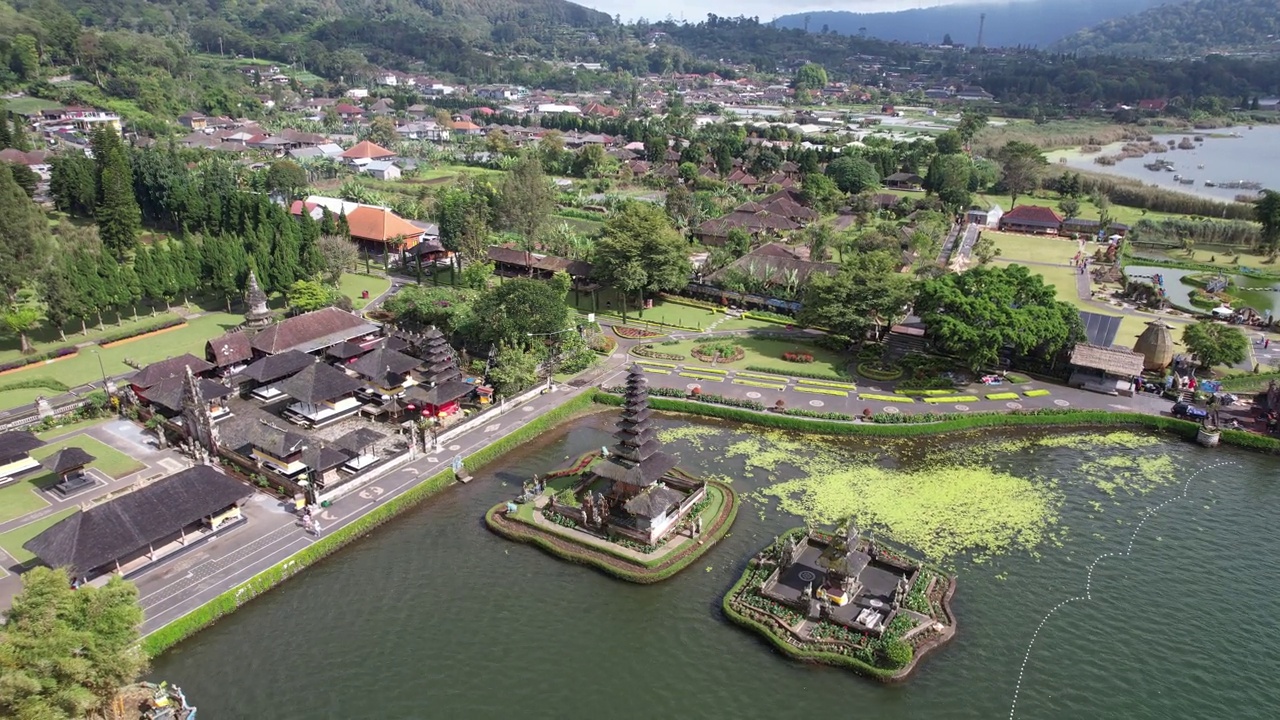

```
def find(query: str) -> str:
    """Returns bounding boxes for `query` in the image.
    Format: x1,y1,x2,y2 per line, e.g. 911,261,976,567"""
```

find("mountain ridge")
1053,0,1280,56
772,0,1182,48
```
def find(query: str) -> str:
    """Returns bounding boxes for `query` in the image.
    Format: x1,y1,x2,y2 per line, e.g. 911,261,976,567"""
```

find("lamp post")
90,349,110,395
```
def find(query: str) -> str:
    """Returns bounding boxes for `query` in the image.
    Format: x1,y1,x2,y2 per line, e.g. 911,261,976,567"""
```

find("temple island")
486,365,737,582
724,525,956,682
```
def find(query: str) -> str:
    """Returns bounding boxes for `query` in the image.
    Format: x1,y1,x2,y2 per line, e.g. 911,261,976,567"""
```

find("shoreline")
139,387,1277,659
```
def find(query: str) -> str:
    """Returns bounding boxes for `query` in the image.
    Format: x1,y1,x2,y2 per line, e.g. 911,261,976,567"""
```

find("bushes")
97,317,186,346
744,310,797,326
783,408,855,421
896,377,956,391
0,346,77,373
692,341,744,363
587,334,617,355
1129,218,1261,249
614,325,664,339
881,639,914,668
0,376,71,393
782,351,814,363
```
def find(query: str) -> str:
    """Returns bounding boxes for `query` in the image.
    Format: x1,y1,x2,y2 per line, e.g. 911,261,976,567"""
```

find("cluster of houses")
972,204,1130,239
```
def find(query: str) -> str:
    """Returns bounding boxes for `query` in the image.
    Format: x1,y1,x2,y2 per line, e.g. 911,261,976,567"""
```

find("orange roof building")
345,206,424,248
340,140,396,160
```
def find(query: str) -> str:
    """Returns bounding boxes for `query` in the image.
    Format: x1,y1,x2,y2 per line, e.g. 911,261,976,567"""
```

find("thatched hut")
1133,320,1175,372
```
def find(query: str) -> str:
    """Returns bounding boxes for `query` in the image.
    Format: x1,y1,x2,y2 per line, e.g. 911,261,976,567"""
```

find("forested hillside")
1054,0,1280,56
773,0,1177,49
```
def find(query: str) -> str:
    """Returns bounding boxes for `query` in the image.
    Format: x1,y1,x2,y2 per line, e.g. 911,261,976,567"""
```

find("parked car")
1171,401,1209,420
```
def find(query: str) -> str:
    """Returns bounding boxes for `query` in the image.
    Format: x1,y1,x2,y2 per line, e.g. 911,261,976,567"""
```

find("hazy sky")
579,0,1004,22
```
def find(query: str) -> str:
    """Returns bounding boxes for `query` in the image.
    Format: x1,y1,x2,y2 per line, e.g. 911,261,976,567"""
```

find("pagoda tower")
419,326,462,386
244,270,272,330
613,365,660,464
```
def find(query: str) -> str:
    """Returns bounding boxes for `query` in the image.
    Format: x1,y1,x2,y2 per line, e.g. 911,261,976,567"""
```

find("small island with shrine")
486,365,738,582
724,524,956,682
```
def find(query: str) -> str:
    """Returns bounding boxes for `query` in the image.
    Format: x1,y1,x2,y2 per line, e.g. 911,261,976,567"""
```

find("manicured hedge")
0,346,77,373
0,376,71,393
142,390,603,657
97,316,186,346
856,362,903,381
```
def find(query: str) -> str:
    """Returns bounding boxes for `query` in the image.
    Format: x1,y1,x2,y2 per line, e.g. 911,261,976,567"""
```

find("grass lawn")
570,290,775,332
0,309,184,364
986,231,1107,266
339,273,391,310
0,311,244,412
650,337,849,378
36,417,110,441
0,472,56,525
1131,245,1280,273
31,435,145,479
3,97,64,115
0,508,77,564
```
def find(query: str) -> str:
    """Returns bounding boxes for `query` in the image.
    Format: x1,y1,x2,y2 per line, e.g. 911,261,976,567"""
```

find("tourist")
312,521,323,536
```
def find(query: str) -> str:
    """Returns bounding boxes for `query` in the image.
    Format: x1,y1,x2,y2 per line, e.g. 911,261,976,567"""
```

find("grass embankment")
485,480,738,583
338,273,391,310
591,391,1280,453
139,390,601,658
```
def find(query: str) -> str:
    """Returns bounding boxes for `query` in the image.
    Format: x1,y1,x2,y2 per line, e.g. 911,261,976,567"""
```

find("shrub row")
142,390,602,657
744,311,798,326
745,364,850,381
856,362,903,381
783,408,856,421
592,391,1280,452
1218,372,1280,392
633,345,685,361
97,316,186,346
656,293,724,311
0,346,77,374
896,377,956,391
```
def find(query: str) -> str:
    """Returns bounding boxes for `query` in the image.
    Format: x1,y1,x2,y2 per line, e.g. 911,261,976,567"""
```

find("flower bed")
734,379,785,390
692,340,744,363
859,392,914,403
857,362,903,381
985,392,1020,401
588,334,617,355
923,395,978,403
1024,389,1051,397
795,386,848,397
633,345,685,361
783,351,814,363
614,325,664,339
783,408,856,421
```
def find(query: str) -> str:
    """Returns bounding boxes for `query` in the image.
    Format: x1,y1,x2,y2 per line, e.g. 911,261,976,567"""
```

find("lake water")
149,413,1280,719
1127,264,1280,314
1053,125,1280,202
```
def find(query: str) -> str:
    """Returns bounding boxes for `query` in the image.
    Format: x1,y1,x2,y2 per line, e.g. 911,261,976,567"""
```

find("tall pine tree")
0,163,49,302
91,127,140,258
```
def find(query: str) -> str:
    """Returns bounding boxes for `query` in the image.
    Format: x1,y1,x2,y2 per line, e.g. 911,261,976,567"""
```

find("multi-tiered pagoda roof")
593,365,677,489
419,326,462,386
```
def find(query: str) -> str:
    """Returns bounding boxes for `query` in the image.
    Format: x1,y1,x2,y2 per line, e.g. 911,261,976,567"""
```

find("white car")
1210,306,1234,320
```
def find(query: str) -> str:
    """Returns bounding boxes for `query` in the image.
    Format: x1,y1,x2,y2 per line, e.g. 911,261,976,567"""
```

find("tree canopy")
915,264,1083,370
0,567,146,720
1255,189,1280,256
1181,320,1248,369
799,250,916,341
995,140,1047,208
469,277,572,348
593,201,691,319
825,155,880,195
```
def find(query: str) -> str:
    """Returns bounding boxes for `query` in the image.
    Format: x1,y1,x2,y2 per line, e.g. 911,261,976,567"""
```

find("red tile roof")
340,140,395,160
1002,205,1063,227
346,206,424,245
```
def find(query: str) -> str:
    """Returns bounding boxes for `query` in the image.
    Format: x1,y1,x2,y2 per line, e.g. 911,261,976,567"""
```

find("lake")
149,413,1280,719
1126,264,1280,315
1051,125,1280,202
